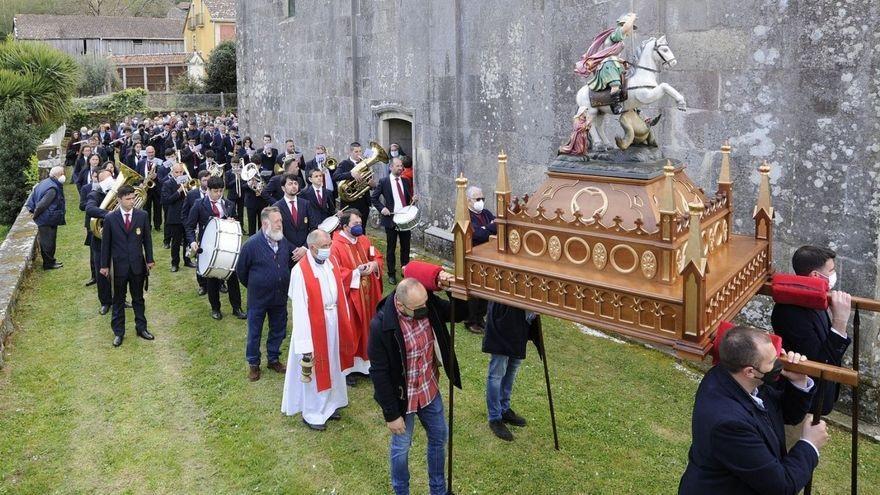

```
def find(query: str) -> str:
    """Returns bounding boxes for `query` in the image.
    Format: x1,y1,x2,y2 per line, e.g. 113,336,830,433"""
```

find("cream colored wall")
183,0,233,57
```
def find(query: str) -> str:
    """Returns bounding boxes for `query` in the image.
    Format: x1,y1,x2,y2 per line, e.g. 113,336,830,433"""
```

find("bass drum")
197,218,242,280
317,215,340,233
393,205,421,231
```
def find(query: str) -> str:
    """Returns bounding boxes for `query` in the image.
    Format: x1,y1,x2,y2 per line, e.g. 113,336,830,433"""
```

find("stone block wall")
0,205,39,368
237,0,880,420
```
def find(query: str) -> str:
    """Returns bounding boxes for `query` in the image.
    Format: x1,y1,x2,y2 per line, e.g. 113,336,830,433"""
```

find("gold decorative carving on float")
570,186,609,221
609,244,639,274
522,230,547,257
592,242,608,269
509,229,521,254
548,236,562,261
641,250,658,279
563,237,591,265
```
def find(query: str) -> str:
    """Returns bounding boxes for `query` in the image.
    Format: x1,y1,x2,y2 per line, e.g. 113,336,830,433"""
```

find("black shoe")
302,417,327,431
211,310,222,320
112,335,123,347
163,242,170,249
43,262,63,270
232,308,247,320
171,265,179,272
346,375,358,387
99,305,110,315
387,275,398,285
137,329,155,340
184,259,197,269
489,419,514,441
501,409,527,427
219,282,228,293
154,226,161,232
466,323,485,335
84,278,97,287
197,287,207,296
329,409,342,421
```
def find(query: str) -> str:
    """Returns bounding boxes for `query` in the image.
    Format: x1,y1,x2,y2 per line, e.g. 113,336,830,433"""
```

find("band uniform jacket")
100,208,154,276
185,196,236,246
371,175,413,229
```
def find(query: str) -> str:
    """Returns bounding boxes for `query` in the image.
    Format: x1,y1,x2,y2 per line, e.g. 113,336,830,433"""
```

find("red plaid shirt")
398,308,439,414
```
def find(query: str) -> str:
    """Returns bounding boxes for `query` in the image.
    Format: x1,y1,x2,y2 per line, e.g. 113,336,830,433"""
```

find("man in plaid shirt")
368,262,467,495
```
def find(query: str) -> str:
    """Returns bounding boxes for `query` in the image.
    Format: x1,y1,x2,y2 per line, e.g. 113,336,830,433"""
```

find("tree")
77,55,121,96
0,99,41,224
0,39,80,133
204,40,236,94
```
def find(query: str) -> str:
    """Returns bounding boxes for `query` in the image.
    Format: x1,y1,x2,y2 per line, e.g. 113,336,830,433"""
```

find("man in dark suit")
678,326,828,495
225,159,245,231
180,137,204,177
333,142,372,227
243,154,268,236
138,145,164,232
85,167,116,313
771,245,852,447
274,173,315,256
304,144,336,201
99,185,155,347
235,206,294,381
258,134,279,175
262,159,305,204
301,168,335,227
371,158,416,285
186,176,246,321
161,164,189,272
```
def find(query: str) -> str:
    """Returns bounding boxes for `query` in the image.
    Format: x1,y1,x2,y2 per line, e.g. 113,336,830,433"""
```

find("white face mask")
100,177,115,192
315,247,331,262
472,199,485,213
390,150,399,158
826,272,837,289
57,175,66,184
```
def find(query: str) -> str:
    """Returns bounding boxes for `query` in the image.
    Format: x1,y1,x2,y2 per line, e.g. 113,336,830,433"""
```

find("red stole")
298,257,356,392
330,234,383,363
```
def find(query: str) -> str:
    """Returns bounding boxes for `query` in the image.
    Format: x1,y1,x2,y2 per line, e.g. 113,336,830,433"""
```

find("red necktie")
124,212,131,231
396,178,406,206
316,189,322,206
211,201,220,217
289,200,298,224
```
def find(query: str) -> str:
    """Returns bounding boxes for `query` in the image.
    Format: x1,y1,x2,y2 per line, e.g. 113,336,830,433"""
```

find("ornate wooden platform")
449,144,775,361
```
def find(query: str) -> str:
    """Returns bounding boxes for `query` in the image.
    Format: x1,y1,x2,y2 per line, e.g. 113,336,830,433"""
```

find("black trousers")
90,242,112,306
196,274,207,289
37,225,57,267
384,227,411,278
162,205,171,244
246,206,261,236
207,272,241,312
167,224,184,267
112,271,147,337
144,193,162,230
230,198,245,231
466,297,488,326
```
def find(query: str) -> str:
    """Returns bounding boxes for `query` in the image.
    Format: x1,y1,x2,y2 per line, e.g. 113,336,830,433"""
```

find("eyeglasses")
474,197,485,201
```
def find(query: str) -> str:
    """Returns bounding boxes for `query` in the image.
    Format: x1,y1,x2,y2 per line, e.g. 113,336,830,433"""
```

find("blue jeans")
486,354,522,421
245,304,287,365
390,394,447,495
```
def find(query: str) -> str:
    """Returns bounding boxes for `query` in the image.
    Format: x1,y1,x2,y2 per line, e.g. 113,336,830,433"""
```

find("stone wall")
237,0,880,420
0,205,39,368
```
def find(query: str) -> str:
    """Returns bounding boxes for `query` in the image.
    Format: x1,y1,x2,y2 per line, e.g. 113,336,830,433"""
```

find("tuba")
90,163,147,239
337,142,388,202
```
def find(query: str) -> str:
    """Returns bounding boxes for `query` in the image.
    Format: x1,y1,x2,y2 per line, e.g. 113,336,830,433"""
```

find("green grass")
0,183,878,494
0,224,9,243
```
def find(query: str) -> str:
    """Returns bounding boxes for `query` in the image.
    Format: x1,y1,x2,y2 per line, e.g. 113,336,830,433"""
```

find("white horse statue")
575,35,687,151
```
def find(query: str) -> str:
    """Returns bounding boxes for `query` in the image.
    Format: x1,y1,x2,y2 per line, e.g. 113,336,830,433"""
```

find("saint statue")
559,110,592,156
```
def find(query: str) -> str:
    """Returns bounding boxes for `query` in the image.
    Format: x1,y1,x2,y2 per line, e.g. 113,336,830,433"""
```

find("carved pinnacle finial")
719,140,732,184
754,160,772,215
660,160,676,214
496,149,510,194
683,201,707,275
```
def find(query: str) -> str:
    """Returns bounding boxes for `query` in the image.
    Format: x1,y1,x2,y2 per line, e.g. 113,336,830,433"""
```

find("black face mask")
411,306,429,320
755,358,784,385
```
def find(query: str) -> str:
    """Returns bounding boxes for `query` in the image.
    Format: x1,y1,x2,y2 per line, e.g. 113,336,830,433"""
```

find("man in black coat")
300,168,335,227
138,145,164,233
678,326,827,495
370,158,415,285
304,144,336,200
225,160,245,231
161,164,189,272
186,176,246,321
771,245,852,447
85,167,115,314
274,173,316,255
464,185,496,334
332,142,372,228
482,302,536,441
262,159,305,204
243,155,268,236
99,185,155,347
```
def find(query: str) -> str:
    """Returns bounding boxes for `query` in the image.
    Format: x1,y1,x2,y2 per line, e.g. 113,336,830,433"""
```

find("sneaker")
489,419,513,441
466,323,484,335
502,408,527,427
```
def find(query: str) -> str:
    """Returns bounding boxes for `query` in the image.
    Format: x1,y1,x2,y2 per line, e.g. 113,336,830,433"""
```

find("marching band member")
371,158,416,285
262,158,305,204
301,168,335,226
138,145,164,233
333,142,372,228
236,206,294,382
282,229,356,430
183,171,211,289
181,136,204,177
225,156,245,231
243,154,267,236
161,164,189,272
259,134,278,174
304,144,336,199
274,173,315,255
85,166,116,313
277,139,305,170
330,211,383,383
99,185,155,347
186,176,246,321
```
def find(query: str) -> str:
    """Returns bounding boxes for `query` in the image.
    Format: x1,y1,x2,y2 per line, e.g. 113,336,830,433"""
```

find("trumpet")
232,158,243,197
241,162,264,195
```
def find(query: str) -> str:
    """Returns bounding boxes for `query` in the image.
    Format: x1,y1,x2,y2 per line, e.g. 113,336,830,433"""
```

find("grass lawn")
0,183,877,494
0,224,10,243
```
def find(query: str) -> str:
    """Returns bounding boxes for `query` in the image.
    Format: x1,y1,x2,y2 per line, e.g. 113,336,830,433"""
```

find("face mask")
472,199,485,213
755,358,784,385
315,247,331,262
390,150,399,158
316,153,326,162
817,271,837,289
350,225,364,237
57,175,67,184
100,177,115,192
408,305,429,320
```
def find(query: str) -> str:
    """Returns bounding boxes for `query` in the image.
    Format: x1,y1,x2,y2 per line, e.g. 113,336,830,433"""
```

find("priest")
330,211,384,382
281,229,356,431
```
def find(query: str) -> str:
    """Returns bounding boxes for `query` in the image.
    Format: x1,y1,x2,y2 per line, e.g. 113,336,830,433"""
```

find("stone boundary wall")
0,205,39,368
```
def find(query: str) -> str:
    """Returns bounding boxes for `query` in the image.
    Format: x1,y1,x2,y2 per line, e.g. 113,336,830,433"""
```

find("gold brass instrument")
90,163,146,239
207,161,223,178
144,159,158,189
324,157,338,170
337,141,388,202
241,162,264,195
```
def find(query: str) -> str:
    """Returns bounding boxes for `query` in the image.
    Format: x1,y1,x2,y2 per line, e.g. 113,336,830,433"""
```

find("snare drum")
317,215,341,233
197,218,242,280
393,205,421,231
